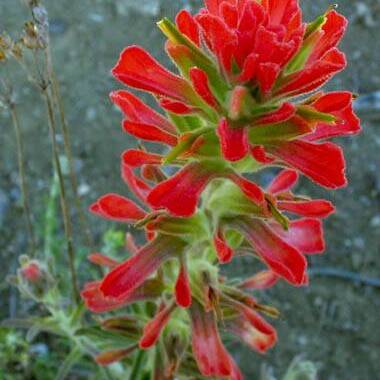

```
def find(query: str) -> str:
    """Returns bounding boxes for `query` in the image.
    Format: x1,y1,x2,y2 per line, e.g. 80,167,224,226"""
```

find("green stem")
43,87,80,304
129,350,145,380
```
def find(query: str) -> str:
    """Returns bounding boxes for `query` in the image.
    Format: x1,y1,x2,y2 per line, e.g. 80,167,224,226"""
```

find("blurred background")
0,0,379,379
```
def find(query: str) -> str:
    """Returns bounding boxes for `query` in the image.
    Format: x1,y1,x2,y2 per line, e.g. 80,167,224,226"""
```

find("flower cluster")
82,0,360,378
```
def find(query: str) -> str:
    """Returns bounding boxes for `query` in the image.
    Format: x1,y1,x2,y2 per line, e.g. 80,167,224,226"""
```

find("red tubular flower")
81,279,163,313
217,118,249,162
100,235,186,300
189,301,232,377
213,227,234,263
234,217,308,285
225,296,278,354
304,91,361,141
239,270,279,290
90,193,147,223
110,90,176,133
140,302,176,349
267,169,335,218
175,257,192,308
112,46,200,104
147,160,265,217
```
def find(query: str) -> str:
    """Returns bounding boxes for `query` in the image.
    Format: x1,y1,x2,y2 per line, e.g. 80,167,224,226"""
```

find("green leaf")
248,119,313,144
75,327,134,349
296,106,336,123
55,346,83,380
267,199,289,231
168,112,205,133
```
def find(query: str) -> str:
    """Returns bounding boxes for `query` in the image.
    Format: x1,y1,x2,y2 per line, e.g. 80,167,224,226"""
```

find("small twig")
1,80,36,254
309,267,380,288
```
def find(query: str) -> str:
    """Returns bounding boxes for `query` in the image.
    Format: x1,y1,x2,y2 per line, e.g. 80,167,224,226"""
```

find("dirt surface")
0,0,379,379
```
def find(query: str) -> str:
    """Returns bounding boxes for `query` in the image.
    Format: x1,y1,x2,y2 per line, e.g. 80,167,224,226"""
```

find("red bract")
83,0,360,378
189,301,233,377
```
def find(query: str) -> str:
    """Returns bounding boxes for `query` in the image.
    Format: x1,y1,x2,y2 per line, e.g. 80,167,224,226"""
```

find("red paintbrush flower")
82,0,360,378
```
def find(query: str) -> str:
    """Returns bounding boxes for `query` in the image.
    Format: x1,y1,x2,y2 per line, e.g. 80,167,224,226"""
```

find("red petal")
276,48,346,97
255,103,296,125
217,118,249,162
238,53,258,83
220,1,238,28
268,140,347,189
139,303,175,349
121,165,151,202
175,260,192,308
237,218,307,285
176,9,200,46
270,218,325,254
213,228,234,263
81,281,129,313
112,45,196,102
306,91,361,141
267,169,299,195
229,312,277,353
123,120,178,146
110,90,175,133
190,302,232,377
88,253,119,269
240,270,279,289
94,193,146,222
159,98,195,115
263,0,301,27
228,173,265,205
308,11,348,63
189,67,219,108
196,13,237,72
147,162,215,217
257,62,281,95
100,236,184,300
250,145,275,164
122,149,163,167
277,199,335,218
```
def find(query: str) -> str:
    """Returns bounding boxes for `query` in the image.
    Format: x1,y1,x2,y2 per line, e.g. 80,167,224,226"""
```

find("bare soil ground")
0,0,379,379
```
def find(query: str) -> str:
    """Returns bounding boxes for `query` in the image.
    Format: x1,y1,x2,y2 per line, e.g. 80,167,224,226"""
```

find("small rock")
78,183,90,196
